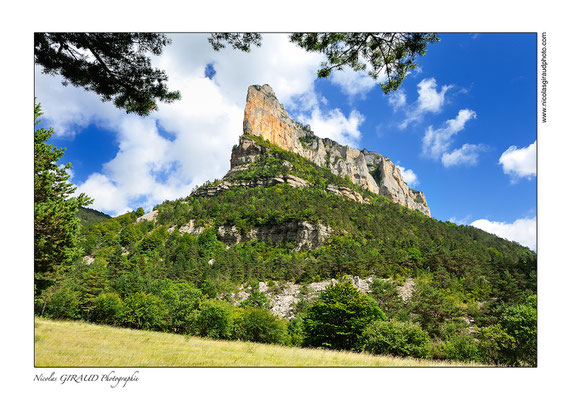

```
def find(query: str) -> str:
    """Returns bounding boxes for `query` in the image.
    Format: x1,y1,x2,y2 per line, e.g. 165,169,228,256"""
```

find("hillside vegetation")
35,135,536,366
34,318,484,367
77,206,111,226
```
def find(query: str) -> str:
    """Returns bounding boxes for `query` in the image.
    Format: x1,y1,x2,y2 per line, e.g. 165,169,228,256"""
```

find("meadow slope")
34,318,486,367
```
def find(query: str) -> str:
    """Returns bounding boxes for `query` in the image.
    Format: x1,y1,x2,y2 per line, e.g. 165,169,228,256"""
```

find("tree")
362,320,430,358
209,33,439,94
303,279,385,350
35,102,92,292
35,33,180,116
499,295,537,366
232,307,288,345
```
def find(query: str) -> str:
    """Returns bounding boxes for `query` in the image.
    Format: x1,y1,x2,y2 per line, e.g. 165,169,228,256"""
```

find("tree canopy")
34,33,181,116
303,279,385,350
34,102,92,291
209,33,440,94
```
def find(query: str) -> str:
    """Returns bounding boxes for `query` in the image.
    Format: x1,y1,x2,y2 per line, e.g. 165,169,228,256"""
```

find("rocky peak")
240,84,431,217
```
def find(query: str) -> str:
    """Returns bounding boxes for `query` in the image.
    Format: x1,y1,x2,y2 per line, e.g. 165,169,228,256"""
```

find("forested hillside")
77,207,111,226
35,133,536,366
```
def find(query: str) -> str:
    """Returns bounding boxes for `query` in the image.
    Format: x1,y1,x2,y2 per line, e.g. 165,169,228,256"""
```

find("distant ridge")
77,206,111,226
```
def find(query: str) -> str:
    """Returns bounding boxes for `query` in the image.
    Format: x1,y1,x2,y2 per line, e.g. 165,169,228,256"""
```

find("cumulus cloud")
35,65,123,137
471,216,536,251
396,164,419,187
296,108,365,148
330,67,377,98
422,109,477,160
417,78,452,113
205,34,325,111
388,91,407,110
499,141,536,181
399,78,453,128
441,143,487,167
36,33,328,216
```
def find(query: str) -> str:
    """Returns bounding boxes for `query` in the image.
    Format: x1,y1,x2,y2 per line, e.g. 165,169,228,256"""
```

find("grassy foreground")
35,318,485,367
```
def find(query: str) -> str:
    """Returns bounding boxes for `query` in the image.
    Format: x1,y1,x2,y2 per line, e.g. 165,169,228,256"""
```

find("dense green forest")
35,132,536,366
76,207,111,226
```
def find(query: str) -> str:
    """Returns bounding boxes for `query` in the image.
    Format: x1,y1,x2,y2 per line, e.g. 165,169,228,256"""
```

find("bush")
42,286,82,320
232,307,287,345
122,292,169,331
194,299,234,339
430,334,482,363
151,280,203,334
499,296,537,366
362,320,430,358
303,279,385,350
476,324,516,365
91,292,124,325
287,316,305,347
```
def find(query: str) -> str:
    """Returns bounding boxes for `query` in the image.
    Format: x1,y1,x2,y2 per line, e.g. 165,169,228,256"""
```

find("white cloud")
399,78,452,128
35,33,331,216
388,91,407,110
422,109,477,160
396,164,419,187
77,173,131,216
442,143,486,167
205,34,325,111
448,215,472,225
35,65,124,137
330,67,377,98
471,216,536,250
417,78,452,113
499,141,536,181
296,108,365,148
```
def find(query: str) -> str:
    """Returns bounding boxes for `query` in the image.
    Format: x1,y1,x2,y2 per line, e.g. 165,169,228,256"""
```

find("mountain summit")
240,84,430,216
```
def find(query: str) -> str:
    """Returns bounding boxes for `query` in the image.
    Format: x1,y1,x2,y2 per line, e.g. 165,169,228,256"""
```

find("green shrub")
362,320,430,358
499,296,537,366
287,316,305,347
476,324,516,365
303,279,386,350
43,286,82,320
430,334,482,362
232,307,287,345
194,299,235,339
122,292,169,331
151,280,203,334
91,292,124,325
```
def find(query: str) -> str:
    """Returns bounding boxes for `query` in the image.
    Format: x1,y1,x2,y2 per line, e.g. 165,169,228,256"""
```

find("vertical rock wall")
241,84,431,217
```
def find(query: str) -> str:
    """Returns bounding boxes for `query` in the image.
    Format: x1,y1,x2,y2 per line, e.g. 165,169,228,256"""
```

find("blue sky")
35,33,537,250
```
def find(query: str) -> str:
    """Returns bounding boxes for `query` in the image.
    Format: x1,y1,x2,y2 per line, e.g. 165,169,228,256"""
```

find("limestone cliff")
241,84,431,216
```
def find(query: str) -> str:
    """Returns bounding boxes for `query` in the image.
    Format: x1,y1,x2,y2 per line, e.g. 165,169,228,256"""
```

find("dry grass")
35,317,486,367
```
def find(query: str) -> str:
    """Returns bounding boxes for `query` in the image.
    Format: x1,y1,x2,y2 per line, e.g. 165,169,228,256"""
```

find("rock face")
196,146,371,205
217,221,333,251
227,276,414,319
242,84,431,216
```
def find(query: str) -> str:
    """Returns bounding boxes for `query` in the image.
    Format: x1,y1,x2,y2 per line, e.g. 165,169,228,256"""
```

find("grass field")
34,317,486,367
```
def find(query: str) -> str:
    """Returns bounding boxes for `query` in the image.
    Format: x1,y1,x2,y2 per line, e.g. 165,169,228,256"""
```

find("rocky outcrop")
217,221,333,251
136,209,158,223
242,84,430,216
363,149,431,216
178,220,205,236
194,155,370,204
227,276,414,319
